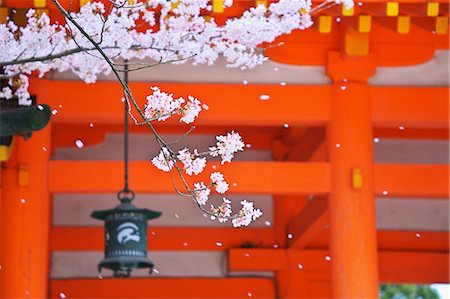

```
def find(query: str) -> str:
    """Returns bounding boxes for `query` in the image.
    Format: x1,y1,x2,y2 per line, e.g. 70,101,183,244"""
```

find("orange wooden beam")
50,278,275,299
229,249,450,283
374,164,449,198
309,230,450,253
30,78,331,126
286,127,326,161
371,86,449,128
1,127,52,299
30,79,449,128
48,161,447,198
48,161,331,195
50,227,276,251
287,196,328,249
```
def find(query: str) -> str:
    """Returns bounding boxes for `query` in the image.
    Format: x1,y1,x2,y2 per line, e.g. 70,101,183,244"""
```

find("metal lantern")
91,62,161,277
91,191,161,277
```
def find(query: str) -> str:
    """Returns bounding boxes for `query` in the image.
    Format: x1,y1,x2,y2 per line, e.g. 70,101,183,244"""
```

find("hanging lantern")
91,62,161,277
91,191,161,277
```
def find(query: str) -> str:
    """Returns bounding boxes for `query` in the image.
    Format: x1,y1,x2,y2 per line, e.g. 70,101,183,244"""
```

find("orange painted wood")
50,227,276,251
327,81,379,298
1,127,52,299
48,161,447,198
371,86,449,128
30,78,331,126
287,197,328,249
48,161,331,195
30,78,449,128
50,278,275,299
379,251,450,283
374,164,449,198
309,230,450,252
229,249,449,283
228,249,289,271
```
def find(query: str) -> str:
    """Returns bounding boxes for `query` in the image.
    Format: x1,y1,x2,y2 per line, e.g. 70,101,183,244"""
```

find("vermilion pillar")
326,52,379,298
0,126,51,299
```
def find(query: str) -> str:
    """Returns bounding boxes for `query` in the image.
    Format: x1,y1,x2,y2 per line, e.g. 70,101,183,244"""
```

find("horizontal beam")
49,161,448,198
31,79,448,128
50,278,275,299
287,197,328,249
50,227,276,251
229,249,450,283
51,227,449,252
31,78,331,126
370,86,449,128
48,161,331,195
309,230,450,252
374,164,449,198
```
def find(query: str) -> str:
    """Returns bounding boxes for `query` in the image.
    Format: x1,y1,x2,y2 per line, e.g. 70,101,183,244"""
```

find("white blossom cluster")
0,0,352,104
150,118,253,226
144,86,202,124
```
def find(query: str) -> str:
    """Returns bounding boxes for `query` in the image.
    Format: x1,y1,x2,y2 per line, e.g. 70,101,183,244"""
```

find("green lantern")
91,63,161,277
91,191,161,277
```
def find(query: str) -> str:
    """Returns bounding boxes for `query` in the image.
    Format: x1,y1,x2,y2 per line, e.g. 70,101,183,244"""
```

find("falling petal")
259,94,270,101
298,263,303,270
75,140,84,149
325,255,331,261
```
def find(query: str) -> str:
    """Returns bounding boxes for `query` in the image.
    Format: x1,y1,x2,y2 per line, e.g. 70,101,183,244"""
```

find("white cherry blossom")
209,131,245,164
210,172,229,194
177,148,206,176
193,182,211,206
151,147,174,172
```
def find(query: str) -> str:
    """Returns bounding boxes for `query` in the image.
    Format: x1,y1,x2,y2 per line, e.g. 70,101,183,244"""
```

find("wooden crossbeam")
50,278,275,299
30,78,331,127
48,161,331,194
30,78,449,128
51,227,449,252
309,230,449,253
49,161,448,198
370,86,449,128
50,227,276,251
228,249,450,283
286,127,326,161
286,197,328,249
374,164,449,198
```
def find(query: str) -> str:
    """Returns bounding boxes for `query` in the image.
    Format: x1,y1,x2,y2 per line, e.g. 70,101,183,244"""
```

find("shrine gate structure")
0,0,449,298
